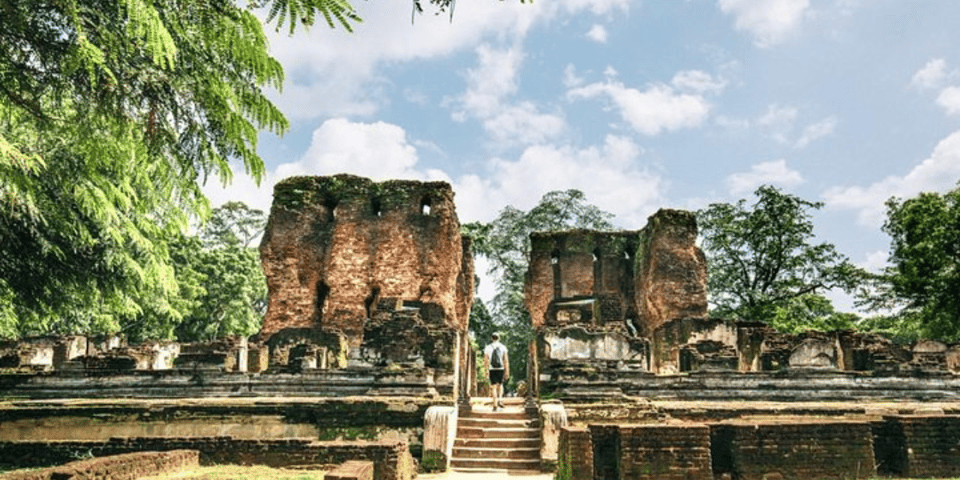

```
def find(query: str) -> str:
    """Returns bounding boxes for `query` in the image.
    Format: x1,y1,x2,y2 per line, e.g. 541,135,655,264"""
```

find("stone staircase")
451,398,542,472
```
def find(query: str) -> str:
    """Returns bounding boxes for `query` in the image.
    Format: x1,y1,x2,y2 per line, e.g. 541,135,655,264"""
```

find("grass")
140,465,328,480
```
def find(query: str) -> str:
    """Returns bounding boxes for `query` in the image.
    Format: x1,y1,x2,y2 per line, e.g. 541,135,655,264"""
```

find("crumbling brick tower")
524,209,707,398
258,175,474,390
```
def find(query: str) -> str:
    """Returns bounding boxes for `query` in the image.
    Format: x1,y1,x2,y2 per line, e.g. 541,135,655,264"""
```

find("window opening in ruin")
323,198,339,222
316,281,331,322
551,250,561,298
364,287,381,319
593,247,602,292
372,198,383,217
420,196,432,215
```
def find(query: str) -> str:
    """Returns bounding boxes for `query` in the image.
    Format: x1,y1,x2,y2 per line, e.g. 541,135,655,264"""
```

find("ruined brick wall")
258,175,470,345
878,415,960,478
557,426,592,480
525,231,640,330
635,209,708,335
0,450,198,480
712,421,876,480
617,425,712,480
0,438,413,480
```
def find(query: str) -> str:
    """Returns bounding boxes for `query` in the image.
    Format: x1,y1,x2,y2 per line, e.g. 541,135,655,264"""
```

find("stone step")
449,457,542,471
457,426,540,439
454,437,540,449
452,446,540,460
462,409,531,421
458,417,539,428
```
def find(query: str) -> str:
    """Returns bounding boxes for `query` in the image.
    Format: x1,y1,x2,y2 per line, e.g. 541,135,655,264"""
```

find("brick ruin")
524,213,960,400
256,175,473,394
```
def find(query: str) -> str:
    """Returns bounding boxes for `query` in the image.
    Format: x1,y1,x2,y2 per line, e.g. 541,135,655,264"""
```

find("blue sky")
205,0,960,313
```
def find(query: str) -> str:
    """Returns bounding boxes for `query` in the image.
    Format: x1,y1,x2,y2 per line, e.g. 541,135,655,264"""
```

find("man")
483,333,509,410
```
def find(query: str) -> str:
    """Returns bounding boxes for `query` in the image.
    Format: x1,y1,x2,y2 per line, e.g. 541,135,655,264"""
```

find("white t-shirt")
484,341,506,370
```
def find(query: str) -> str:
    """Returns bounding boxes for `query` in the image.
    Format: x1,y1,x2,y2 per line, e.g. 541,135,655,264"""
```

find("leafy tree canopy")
464,189,614,387
860,185,960,340
0,0,354,337
697,185,864,327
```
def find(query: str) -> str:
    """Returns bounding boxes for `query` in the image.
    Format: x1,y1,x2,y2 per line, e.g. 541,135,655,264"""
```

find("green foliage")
0,0,352,338
697,185,864,326
860,185,960,340
770,293,858,334
464,189,615,390
133,203,268,342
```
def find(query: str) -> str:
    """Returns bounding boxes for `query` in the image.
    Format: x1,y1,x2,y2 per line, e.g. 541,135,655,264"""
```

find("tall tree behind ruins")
858,183,960,341
697,185,865,331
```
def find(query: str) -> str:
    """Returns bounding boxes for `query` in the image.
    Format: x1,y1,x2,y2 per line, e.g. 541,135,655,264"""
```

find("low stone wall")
0,368,449,399
875,415,960,478
712,421,876,480
0,450,198,480
561,420,905,480
560,424,712,480
557,426,591,480
0,438,413,480
618,425,712,480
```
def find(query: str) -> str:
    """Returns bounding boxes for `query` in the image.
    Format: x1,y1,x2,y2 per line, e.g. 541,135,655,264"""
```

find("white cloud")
586,24,608,43
725,159,804,196
936,86,960,115
203,118,446,212
482,102,567,146
454,44,566,147
568,76,713,136
718,0,810,48
823,129,960,225
860,250,889,274
453,135,664,226
563,64,584,88
911,58,947,90
266,0,633,119
671,70,727,94
795,116,838,148
757,104,798,143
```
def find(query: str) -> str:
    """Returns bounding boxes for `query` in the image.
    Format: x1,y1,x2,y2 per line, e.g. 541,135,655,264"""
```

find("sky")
205,0,960,313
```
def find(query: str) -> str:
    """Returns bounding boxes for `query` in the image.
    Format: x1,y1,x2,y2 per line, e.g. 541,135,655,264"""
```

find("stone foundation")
0,450,198,480
0,438,412,480
561,416,960,480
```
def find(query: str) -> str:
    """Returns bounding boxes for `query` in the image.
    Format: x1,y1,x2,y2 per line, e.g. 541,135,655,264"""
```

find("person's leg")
492,383,501,409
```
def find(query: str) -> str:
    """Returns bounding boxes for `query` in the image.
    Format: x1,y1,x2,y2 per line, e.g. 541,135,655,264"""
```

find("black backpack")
490,344,504,369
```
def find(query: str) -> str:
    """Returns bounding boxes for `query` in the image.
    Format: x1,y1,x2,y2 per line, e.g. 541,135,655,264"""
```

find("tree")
0,0,358,337
464,190,615,388
697,185,863,327
131,202,268,342
864,185,960,340
770,294,858,334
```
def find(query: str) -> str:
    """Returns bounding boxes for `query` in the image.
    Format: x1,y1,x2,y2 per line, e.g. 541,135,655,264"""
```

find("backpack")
490,344,504,369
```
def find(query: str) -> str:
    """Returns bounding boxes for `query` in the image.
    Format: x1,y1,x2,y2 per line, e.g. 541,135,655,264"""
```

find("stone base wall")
713,422,876,480
0,438,413,480
561,420,900,480
617,425,712,480
0,450,198,480
557,426,592,480
875,415,960,478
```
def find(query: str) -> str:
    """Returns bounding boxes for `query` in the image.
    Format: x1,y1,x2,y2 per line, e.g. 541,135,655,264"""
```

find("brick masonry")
0,450,198,480
875,415,960,478
712,421,876,480
0,438,413,480
557,426,592,480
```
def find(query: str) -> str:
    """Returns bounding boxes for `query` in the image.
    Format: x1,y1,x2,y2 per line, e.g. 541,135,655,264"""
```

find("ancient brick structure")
0,438,414,480
0,450,199,480
257,175,473,379
527,210,708,397
712,421,876,480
